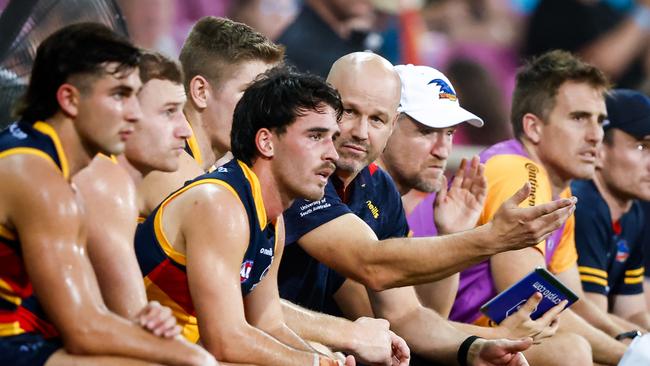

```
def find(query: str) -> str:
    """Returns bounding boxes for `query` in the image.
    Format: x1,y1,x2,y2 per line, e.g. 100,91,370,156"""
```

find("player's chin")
302,185,326,201
157,161,178,173
572,165,596,180
104,141,126,156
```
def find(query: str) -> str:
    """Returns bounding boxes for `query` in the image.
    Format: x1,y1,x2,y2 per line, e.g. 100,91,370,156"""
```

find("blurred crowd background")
2,0,650,149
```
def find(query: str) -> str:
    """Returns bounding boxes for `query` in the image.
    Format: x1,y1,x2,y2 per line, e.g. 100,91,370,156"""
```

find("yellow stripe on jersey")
0,321,25,337
580,274,608,286
154,178,241,266
0,147,60,176
0,224,16,241
33,121,69,179
137,216,146,224
624,276,644,285
98,153,118,164
0,279,21,306
185,122,203,168
144,277,199,343
578,266,608,279
625,268,645,277
238,160,267,229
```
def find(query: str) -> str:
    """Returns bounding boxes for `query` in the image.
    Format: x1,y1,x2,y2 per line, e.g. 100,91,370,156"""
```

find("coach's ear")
57,83,81,117
521,113,543,144
188,75,210,109
256,128,274,159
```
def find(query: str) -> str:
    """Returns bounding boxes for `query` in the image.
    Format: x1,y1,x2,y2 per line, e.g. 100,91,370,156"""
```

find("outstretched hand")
488,182,576,252
434,156,487,235
469,337,533,366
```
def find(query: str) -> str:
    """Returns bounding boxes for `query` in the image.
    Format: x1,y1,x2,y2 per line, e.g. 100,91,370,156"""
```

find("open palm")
434,156,487,235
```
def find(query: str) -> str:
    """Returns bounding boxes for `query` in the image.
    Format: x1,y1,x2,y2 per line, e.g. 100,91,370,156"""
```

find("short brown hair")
178,17,284,91
139,51,183,85
511,50,610,138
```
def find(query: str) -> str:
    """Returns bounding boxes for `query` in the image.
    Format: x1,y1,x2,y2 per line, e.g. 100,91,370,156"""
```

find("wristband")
633,5,650,32
615,330,642,341
457,335,481,366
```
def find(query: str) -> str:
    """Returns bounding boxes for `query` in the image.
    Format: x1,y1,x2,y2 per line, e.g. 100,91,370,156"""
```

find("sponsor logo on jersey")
615,239,629,263
9,123,27,139
299,198,331,217
524,163,539,206
217,166,228,173
240,260,254,283
259,247,273,256
366,200,380,219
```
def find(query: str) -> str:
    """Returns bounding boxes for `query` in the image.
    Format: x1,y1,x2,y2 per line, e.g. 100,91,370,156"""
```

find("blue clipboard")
480,267,579,324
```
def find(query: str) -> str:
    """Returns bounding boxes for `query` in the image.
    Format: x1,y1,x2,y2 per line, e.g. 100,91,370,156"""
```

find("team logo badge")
9,123,27,139
240,260,254,283
615,239,629,262
428,79,457,101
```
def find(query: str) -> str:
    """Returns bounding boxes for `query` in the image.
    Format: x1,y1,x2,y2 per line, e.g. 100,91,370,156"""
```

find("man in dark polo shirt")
573,89,650,332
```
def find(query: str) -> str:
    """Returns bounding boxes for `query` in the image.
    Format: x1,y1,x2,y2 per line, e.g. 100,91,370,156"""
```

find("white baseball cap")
395,64,483,128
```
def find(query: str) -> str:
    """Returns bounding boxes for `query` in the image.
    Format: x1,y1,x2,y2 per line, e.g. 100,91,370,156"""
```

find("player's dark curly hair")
231,66,342,166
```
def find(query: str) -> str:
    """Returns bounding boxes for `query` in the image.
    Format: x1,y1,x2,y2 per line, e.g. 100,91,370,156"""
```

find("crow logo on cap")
428,78,457,101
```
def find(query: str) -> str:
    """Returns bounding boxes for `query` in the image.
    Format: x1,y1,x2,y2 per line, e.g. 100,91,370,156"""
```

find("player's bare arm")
178,185,342,366
2,156,213,366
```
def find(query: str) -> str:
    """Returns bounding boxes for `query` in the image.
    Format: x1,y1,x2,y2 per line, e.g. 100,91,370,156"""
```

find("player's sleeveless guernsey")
0,121,69,339
135,159,278,342
429,139,576,325
572,179,645,296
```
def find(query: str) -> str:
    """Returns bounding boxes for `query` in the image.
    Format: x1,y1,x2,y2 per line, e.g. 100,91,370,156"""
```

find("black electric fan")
0,0,129,128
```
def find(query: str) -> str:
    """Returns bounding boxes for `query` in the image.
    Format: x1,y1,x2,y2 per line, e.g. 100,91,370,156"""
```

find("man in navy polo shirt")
573,89,650,332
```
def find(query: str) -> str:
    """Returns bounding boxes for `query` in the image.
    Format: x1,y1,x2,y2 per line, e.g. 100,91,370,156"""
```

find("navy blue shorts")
0,333,62,366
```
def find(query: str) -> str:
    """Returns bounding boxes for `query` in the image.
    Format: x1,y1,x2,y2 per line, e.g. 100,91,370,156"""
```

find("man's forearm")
560,309,626,365
572,297,625,336
61,310,209,366
281,300,358,353
387,305,467,364
267,322,315,353
628,311,650,332
364,224,495,290
450,321,505,339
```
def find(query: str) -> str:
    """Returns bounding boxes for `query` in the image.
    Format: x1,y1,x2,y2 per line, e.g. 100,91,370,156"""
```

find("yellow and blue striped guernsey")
135,159,278,342
572,179,645,296
0,121,68,339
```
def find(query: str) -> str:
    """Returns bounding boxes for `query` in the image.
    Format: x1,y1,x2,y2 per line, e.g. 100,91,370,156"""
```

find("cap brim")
608,116,650,139
405,105,484,129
